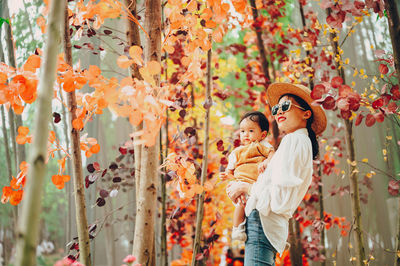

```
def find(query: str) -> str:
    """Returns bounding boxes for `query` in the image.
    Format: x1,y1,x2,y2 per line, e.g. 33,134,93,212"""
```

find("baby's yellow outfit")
227,140,274,184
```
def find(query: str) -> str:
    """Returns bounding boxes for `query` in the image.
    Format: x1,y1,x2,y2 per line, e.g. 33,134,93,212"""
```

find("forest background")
0,0,399,265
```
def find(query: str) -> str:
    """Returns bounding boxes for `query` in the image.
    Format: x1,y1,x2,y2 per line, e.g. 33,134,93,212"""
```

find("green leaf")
0,17,10,28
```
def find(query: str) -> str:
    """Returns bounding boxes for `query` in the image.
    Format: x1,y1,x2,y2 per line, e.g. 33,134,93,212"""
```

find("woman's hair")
239,111,269,133
280,94,319,159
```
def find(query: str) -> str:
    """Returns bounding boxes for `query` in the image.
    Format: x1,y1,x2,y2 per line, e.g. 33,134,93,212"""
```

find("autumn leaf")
129,46,144,66
117,55,134,69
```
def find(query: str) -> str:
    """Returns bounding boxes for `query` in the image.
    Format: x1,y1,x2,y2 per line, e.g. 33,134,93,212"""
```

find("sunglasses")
271,100,306,116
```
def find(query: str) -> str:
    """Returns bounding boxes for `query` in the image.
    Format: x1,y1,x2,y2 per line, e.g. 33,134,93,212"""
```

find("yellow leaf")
362,158,368,163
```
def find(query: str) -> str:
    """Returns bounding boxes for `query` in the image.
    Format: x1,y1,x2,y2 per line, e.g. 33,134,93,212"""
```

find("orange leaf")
85,150,93,158
86,137,97,145
163,44,175,54
12,103,24,115
51,175,65,189
129,46,143,66
10,190,23,205
97,98,107,109
90,143,100,154
72,118,84,130
36,16,46,33
187,0,197,12
48,130,56,143
1,186,12,204
205,20,217,28
117,55,133,69
147,61,161,75
0,72,7,83
10,178,20,190
23,55,41,72
16,135,27,145
18,126,29,136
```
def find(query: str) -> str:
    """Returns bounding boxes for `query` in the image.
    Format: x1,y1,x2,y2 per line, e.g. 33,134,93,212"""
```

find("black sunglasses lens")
282,101,291,112
272,105,279,115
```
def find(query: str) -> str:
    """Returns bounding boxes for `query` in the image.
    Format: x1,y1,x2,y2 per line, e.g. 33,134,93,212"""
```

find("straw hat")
266,82,327,135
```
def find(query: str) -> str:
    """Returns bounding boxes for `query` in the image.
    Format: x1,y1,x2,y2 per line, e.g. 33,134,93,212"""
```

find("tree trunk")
59,90,74,250
318,173,326,265
248,0,271,84
397,197,400,266
132,0,161,263
124,0,143,250
63,1,92,265
13,0,63,264
191,44,212,266
327,8,366,265
1,0,27,167
8,109,18,172
288,216,303,265
384,0,400,81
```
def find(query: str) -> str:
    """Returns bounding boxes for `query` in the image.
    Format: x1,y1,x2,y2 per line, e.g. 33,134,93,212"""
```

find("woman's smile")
277,116,286,123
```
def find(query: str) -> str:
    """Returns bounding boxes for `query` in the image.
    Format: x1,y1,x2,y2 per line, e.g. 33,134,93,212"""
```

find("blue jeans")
244,210,277,265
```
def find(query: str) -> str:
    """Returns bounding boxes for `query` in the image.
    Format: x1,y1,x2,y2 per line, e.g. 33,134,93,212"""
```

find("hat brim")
267,83,327,135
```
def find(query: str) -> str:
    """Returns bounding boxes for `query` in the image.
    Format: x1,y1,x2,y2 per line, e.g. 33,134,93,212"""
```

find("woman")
226,83,327,265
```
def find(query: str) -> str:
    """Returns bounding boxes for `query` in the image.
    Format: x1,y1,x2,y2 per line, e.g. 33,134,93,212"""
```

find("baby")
221,111,274,241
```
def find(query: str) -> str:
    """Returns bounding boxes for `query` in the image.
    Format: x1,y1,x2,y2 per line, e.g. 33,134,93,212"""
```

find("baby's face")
239,118,266,145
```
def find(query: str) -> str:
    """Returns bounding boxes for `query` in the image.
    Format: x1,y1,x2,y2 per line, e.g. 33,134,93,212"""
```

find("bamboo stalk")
63,1,91,265
191,42,212,266
14,0,63,264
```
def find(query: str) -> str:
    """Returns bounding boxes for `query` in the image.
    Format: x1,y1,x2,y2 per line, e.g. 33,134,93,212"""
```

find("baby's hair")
239,111,269,132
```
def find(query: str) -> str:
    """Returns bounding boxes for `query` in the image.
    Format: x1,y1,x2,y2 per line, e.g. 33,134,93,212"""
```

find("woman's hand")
226,181,250,204
258,151,274,173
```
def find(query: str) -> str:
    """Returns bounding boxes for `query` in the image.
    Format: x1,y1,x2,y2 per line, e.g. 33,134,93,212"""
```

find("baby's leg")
233,204,245,227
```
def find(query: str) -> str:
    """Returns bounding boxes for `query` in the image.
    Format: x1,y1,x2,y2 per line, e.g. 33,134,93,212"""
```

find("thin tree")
132,0,161,263
384,0,400,81
1,0,26,166
13,0,63,264
124,0,143,251
248,0,279,145
326,8,366,266
191,42,212,266
63,0,92,265
298,1,326,263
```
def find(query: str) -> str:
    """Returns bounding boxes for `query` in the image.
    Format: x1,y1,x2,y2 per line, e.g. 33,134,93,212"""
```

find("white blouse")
244,128,313,254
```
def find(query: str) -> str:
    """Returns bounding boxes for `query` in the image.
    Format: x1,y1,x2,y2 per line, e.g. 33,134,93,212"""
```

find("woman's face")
274,95,311,134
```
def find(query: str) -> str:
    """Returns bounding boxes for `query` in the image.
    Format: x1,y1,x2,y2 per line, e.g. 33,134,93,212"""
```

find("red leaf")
354,1,365,9
365,114,376,127
340,110,351,120
220,157,228,165
388,102,398,113
348,95,361,111
322,96,336,110
331,77,344,88
372,98,383,109
374,112,384,123
337,98,349,111
338,84,352,97
355,113,364,126
388,179,400,196
390,85,400,100
379,64,389,75
311,84,326,100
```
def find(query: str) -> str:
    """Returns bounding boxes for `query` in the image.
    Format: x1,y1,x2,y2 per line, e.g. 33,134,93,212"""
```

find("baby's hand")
220,172,234,181
258,151,275,173
258,159,269,173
